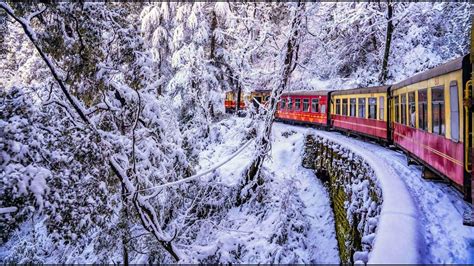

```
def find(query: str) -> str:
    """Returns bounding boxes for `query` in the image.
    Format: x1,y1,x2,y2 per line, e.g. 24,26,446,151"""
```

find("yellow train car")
331,86,390,140
249,90,271,108
391,55,472,201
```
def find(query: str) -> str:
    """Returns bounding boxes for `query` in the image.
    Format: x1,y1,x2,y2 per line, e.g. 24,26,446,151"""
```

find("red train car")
331,86,390,141
276,90,330,127
391,55,472,198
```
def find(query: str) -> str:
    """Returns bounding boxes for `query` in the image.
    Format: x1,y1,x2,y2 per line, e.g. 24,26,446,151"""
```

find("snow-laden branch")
0,207,18,215
128,139,254,195
26,6,47,23
110,157,182,262
0,2,93,127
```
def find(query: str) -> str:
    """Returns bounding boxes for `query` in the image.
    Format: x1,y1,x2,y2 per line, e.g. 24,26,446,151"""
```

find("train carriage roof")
331,85,390,96
392,55,468,90
252,89,272,94
281,90,331,96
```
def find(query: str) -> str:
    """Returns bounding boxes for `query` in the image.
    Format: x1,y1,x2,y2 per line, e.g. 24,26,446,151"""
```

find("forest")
0,1,471,263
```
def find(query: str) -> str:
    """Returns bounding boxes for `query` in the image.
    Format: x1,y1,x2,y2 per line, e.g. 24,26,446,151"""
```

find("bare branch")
26,5,47,23
132,89,142,177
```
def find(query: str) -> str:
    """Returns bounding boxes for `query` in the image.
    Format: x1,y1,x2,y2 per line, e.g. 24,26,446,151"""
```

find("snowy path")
266,124,339,263
277,122,474,264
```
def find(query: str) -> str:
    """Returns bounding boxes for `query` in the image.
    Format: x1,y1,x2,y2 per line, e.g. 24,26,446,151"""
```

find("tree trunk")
121,183,129,266
236,85,242,113
209,10,217,60
0,9,7,57
240,2,305,201
379,1,393,83
208,10,218,119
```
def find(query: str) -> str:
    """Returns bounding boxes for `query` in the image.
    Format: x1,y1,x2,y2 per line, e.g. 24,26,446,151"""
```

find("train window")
358,98,366,118
295,99,301,111
368,97,377,119
432,86,445,136
336,99,341,115
450,81,459,141
280,99,286,110
321,104,326,114
342,99,348,116
350,98,356,117
418,89,428,131
394,95,399,123
401,94,407,125
287,98,293,111
311,99,319,113
303,99,309,112
379,96,384,121
408,92,416,127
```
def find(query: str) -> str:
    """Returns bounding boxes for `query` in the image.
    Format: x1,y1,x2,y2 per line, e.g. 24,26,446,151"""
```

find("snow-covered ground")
193,117,339,263
265,123,339,263
275,122,474,264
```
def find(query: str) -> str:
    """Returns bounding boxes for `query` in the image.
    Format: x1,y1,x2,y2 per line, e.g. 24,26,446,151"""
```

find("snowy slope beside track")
265,124,339,263
191,117,339,263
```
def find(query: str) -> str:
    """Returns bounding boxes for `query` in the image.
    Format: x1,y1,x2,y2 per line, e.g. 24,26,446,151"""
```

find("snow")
27,166,50,213
134,139,253,193
197,119,254,187
267,124,339,263
0,207,18,214
295,125,474,264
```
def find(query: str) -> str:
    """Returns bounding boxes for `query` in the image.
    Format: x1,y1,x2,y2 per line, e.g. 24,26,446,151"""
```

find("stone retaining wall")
302,134,382,263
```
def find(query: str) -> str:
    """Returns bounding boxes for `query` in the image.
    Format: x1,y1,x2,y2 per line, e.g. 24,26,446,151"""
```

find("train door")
465,53,474,225
463,55,473,204
386,87,392,142
390,93,398,143
470,51,474,225
470,56,474,208
466,55,474,206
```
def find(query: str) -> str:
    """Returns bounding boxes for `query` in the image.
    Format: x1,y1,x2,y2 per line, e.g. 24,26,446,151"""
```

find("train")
226,54,473,203
224,89,271,112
